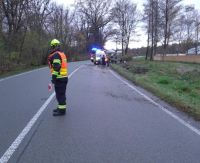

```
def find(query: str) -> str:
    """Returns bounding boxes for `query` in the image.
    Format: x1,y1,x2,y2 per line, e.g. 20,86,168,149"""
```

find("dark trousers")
54,78,68,109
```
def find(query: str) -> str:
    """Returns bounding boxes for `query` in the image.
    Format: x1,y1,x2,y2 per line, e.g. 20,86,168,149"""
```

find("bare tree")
27,0,51,35
159,0,182,56
1,0,29,50
143,1,151,60
193,10,200,55
150,0,156,60
177,5,196,54
143,0,160,60
76,0,112,48
73,11,91,53
173,14,185,53
112,0,138,55
0,2,4,38
47,3,75,53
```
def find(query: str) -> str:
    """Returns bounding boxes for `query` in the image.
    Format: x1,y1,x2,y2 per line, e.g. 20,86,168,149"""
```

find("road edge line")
109,69,200,137
0,67,48,82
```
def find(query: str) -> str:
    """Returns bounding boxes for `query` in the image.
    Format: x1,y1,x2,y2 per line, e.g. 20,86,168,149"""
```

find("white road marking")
0,66,83,163
0,67,47,82
110,70,200,136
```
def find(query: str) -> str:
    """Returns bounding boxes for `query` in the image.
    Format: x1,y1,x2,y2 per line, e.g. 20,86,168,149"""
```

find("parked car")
187,46,200,55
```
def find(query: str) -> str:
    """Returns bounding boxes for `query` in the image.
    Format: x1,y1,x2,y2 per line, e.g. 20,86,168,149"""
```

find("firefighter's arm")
51,53,62,83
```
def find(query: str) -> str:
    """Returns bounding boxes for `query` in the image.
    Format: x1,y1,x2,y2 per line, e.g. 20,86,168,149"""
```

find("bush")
10,51,20,61
121,54,132,62
178,85,191,93
157,77,170,84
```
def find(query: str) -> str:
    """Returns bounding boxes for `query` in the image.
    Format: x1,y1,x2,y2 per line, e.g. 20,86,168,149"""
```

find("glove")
51,75,57,84
48,83,52,91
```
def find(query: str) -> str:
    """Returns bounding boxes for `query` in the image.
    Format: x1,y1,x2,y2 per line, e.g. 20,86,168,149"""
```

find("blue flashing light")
91,47,98,52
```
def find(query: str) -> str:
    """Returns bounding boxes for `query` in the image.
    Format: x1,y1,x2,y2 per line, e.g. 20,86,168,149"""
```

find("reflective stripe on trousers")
54,79,68,110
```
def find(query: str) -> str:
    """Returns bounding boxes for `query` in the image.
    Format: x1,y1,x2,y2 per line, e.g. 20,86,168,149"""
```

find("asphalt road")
0,61,200,163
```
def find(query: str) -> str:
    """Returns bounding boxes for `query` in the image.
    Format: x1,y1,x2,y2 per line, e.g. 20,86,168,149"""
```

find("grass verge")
111,59,200,120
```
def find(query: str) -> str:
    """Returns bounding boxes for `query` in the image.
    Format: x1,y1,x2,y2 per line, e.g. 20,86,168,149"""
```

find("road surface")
0,61,200,163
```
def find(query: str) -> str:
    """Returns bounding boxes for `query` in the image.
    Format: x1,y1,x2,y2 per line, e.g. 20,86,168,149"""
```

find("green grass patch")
157,76,170,85
111,60,200,120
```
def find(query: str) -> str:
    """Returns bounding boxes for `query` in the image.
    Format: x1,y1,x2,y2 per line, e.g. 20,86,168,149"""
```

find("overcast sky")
55,0,200,9
54,0,200,49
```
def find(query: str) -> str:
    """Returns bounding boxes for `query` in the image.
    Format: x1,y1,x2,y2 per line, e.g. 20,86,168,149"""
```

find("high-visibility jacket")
48,51,68,78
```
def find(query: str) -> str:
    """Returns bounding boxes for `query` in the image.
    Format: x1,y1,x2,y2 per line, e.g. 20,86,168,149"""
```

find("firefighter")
48,39,68,116
102,55,106,65
105,55,110,67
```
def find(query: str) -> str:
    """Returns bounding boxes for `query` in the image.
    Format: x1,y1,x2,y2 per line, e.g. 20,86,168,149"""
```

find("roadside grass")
111,59,200,120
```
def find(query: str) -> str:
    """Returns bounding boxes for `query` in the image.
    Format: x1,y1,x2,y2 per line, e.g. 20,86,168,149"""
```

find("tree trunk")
121,37,124,56
146,27,150,60
163,0,169,57
195,23,199,55
150,0,154,61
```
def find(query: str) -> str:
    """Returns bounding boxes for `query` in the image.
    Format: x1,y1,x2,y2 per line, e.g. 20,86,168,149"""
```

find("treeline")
0,0,75,72
0,0,200,73
143,0,200,60
132,41,199,56
0,0,104,72
0,0,141,73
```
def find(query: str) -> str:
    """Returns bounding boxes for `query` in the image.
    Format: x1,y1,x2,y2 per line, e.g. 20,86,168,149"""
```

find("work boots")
53,108,59,112
53,108,66,116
